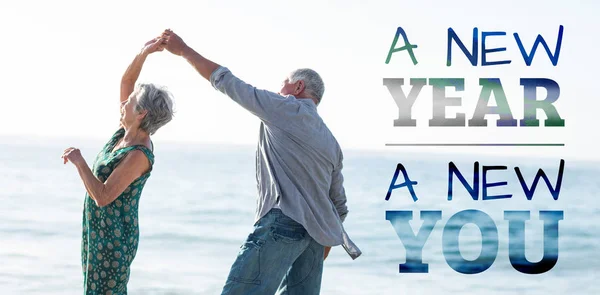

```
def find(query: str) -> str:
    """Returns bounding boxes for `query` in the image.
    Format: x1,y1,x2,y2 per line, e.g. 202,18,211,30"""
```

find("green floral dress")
82,128,154,295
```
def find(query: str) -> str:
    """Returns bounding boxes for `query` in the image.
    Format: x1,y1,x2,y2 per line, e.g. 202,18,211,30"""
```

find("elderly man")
161,29,360,295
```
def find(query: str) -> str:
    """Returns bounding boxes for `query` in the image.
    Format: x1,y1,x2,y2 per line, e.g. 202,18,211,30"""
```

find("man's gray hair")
289,68,325,103
134,83,174,135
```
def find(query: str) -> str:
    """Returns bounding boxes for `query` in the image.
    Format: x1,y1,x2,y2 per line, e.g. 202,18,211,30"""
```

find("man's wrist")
180,45,196,59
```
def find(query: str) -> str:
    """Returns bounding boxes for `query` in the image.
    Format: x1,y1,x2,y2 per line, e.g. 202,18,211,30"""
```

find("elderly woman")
61,37,174,294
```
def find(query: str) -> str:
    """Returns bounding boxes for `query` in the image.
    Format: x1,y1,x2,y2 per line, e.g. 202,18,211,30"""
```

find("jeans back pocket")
271,215,306,243
228,235,264,285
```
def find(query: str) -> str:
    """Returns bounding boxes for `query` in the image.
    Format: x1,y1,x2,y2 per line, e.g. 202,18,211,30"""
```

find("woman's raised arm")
120,37,166,104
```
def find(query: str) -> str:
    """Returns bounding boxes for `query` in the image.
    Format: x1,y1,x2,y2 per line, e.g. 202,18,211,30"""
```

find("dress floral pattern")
81,128,154,294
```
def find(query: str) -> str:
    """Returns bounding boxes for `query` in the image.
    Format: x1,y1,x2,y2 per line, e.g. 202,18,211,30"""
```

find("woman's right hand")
141,37,166,56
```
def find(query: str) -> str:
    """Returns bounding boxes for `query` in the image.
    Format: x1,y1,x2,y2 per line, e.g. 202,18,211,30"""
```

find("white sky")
0,0,598,159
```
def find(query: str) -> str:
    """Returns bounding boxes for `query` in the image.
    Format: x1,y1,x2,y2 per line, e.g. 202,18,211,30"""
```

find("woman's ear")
137,109,148,121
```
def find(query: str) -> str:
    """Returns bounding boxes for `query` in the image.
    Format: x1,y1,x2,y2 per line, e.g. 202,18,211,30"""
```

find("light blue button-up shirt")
210,67,361,259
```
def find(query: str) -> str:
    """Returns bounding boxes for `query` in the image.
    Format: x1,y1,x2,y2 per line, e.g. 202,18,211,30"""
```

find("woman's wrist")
74,158,88,170
137,49,150,59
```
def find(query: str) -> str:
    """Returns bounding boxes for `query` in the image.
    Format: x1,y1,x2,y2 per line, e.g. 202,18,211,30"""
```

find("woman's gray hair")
289,68,325,103
134,83,174,135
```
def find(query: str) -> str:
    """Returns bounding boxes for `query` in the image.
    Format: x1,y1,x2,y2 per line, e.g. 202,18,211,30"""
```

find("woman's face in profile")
120,93,139,127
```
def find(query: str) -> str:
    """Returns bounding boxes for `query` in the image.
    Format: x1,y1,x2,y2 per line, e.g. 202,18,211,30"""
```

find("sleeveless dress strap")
118,145,155,171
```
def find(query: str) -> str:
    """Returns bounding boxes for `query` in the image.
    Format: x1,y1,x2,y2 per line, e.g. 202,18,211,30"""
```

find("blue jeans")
221,209,325,295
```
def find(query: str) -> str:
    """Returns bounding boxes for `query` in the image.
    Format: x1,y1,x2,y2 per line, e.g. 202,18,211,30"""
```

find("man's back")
256,98,347,244
210,66,360,258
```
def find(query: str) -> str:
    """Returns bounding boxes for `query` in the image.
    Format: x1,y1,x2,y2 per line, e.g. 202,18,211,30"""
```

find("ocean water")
0,138,598,294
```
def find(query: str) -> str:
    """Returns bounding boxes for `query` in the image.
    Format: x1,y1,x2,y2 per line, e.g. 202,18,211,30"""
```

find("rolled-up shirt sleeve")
210,66,296,124
329,155,349,222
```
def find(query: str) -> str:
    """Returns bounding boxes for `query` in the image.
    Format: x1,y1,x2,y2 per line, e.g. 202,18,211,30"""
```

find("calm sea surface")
0,137,598,294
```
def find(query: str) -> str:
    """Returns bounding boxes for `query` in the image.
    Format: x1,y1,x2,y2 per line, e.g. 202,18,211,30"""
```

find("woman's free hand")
62,147,85,166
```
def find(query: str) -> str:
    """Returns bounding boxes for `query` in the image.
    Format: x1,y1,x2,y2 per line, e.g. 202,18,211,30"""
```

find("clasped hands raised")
140,29,190,57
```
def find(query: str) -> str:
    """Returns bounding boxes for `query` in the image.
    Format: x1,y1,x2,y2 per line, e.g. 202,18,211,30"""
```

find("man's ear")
295,80,305,95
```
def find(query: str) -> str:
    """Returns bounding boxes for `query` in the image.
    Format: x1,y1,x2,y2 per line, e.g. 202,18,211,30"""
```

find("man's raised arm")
162,29,220,81
162,29,294,124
